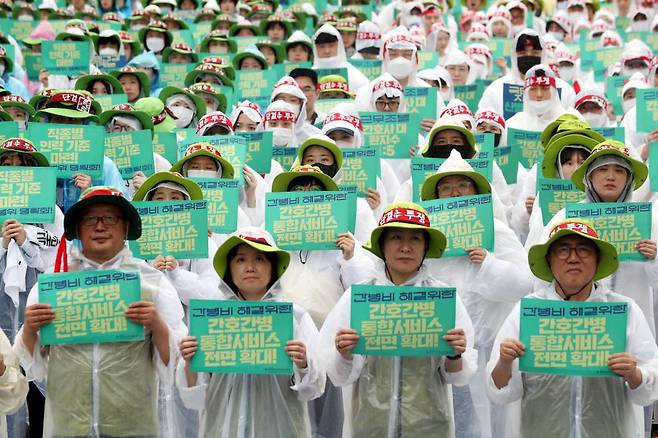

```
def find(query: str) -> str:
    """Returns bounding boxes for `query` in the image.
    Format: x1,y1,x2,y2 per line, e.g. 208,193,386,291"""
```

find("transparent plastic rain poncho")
486,285,658,438
14,246,186,438
319,264,478,438
175,280,326,438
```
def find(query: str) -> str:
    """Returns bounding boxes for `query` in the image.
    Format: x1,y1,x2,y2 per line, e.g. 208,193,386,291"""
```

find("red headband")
265,110,295,122
549,221,598,239
524,76,556,89
323,112,363,131
379,207,431,227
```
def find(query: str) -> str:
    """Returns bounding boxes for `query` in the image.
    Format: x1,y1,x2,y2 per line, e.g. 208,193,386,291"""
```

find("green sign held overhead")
360,112,420,158
236,131,273,174
41,41,90,76
130,200,209,260
27,123,104,179
565,202,652,262
411,157,493,203
636,88,658,133
265,191,356,251
189,299,294,375
422,194,495,257
507,128,543,169
494,145,519,184
272,146,298,171
351,285,457,356
348,59,382,81
536,176,585,226
404,87,438,120
340,148,380,197
0,167,57,224
104,130,155,179
0,121,19,144
39,270,144,345
519,298,628,377
191,178,240,235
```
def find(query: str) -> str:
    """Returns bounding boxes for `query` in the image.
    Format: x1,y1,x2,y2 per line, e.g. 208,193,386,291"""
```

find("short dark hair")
315,33,338,45
223,243,279,294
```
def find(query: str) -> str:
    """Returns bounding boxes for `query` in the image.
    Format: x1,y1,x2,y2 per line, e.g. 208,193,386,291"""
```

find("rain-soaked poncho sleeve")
0,330,28,415
165,237,221,305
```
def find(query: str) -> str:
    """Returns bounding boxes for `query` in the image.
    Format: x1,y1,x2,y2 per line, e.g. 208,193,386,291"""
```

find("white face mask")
17,14,33,21
187,169,220,178
270,127,293,146
388,57,414,79
581,111,608,128
471,62,487,80
631,20,650,32
512,24,525,35
622,97,636,114
622,67,649,78
526,98,553,115
558,66,575,81
99,47,119,57
170,106,195,128
146,37,166,53
335,140,355,148
549,31,565,41
315,55,340,68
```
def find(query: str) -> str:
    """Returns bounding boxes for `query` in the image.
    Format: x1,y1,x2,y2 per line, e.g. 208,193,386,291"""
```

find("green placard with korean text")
519,298,627,377
649,142,658,192
565,202,652,262
636,88,658,133
236,131,273,174
104,130,155,179
189,299,293,374
593,127,625,143
360,112,420,158
27,123,104,179
507,128,543,169
351,285,456,356
94,94,128,112
339,148,380,197
39,270,144,345
605,76,628,116
422,194,495,257
24,53,43,82
0,121,19,144
130,200,209,259
494,146,519,184
41,41,90,76
348,59,382,81
410,156,493,203
179,135,247,185
0,167,56,224
152,132,178,164
160,63,195,88
235,69,279,101
191,178,240,235
271,146,297,171
265,191,356,251
404,87,438,120
537,176,585,226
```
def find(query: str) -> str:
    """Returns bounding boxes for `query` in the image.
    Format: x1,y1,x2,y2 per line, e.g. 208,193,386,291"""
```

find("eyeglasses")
550,244,596,260
375,98,400,111
289,184,324,192
436,180,475,196
80,215,125,227
111,123,134,133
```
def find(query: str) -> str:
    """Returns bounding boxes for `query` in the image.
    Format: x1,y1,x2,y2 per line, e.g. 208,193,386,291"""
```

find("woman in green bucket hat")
199,30,237,55
75,73,125,96
232,45,269,70
318,201,477,438
256,40,285,66
138,20,172,56
188,82,227,113
176,226,325,437
158,85,207,129
162,42,198,64
0,95,35,130
111,66,150,103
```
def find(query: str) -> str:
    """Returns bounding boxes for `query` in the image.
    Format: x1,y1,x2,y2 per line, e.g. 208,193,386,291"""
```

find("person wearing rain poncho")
319,201,477,438
312,24,369,93
350,20,382,60
175,227,326,438
14,186,186,438
443,50,477,87
269,75,321,143
477,30,575,117
426,22,461,65
526,140,658,338
487,218,658,438
159,86,207,130
169,142,253,246
46,24,103,91
619,70,658,159
418,65,455,106
128,51,164,98
416,150,532,438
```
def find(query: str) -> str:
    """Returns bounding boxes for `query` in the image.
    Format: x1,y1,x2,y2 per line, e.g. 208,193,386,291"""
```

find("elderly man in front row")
14,186,185,438
486,219,658,438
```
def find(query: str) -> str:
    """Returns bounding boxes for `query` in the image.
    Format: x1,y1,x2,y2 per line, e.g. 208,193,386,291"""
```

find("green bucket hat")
540,113,584,147
188,82,228,113
420,149,491,201
184,63,234,88
544,119,606,149
110,66,151,97
162,42,199,63
232,45,268,69
421,119,476,157
228,23,260,37
0,109,12,122
64,186,142,240
158,86,207,118
528,219,618,282
132,171,203,201
134,97,177,132
138,20,173,48
28,88,57,112
162,13,189,30
0,95,36,118
99,103,154,131
35,90,99,123
296,135,344,169
170,142,235,178
571,140,648,192
271,164,339,193
255,41,285,64
199,56,236,80
363,201,447,260
258,13,293,38
541,133,598,179
200,31,238,53
75,74,125,95
213,227,290,280
0,138,49,167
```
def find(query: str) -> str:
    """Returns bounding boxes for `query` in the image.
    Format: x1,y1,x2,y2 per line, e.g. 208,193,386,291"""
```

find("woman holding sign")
319,201,477,438
487,219,658,438
176,227,325,438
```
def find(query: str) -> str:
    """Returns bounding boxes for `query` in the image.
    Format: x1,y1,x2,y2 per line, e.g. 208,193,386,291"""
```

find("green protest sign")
340,148,380,196
41,41,90,76
39,270,144,345
170,29,195,48
404,86,438,120
313,67,349,81
474,132,495,159
454,83,481,112
417,52,439,70
160,63,195,88
189,299,293,374
0,18,35,41
93,54,125,73
276,61,313,77
179,135,247,185
236,131,273,174
605,76,628,116
104,130,155,179
0,121,19,144
566,202,652,262
235,69,279,101
130,200,209,259
486,38,512,75
359,112,420,158
411,157,493,203
265,191,356,251
615,16,631,32
650,142,658,192
502,83,525,120
191,23,213,47
152,132,178,164
592,47,624,81
348,59,382,81
314,99,347,115
519,298,627,377
27,123,104,179
0,167,57,224
351,284,456,356
24,53,43,82
422,194,495,257
625,32,658,51
494,145,519,184
93,94,128,112
536,176,585,226
593,126,625,143
579,31,599,71
636,88,658,133
272,146,297,170
191,178,240,234
507,128,543,169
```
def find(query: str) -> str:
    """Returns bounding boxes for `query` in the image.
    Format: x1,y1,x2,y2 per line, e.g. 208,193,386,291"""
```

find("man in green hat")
488,218,658,438
16,185,185,438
